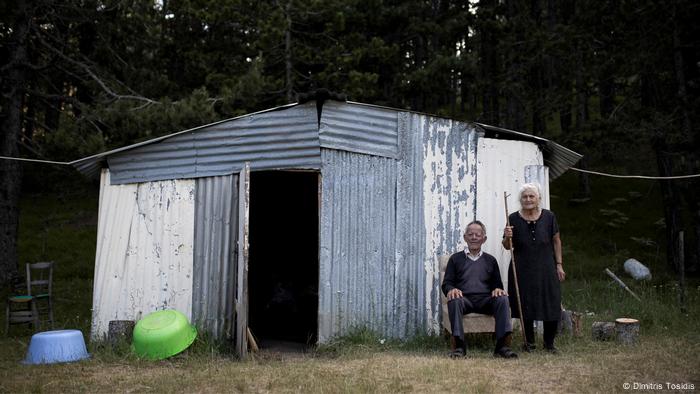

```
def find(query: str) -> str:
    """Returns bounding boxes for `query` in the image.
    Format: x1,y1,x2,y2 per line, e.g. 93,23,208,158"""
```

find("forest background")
1,0,699,284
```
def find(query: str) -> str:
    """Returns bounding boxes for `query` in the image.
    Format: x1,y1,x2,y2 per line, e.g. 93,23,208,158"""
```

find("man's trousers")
447,294,512,341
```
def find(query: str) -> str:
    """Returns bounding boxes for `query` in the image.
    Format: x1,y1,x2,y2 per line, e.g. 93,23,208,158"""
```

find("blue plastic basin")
24,329,90,365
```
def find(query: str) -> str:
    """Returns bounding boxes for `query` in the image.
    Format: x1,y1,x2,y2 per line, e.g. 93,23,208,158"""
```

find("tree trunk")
575,156,591,200
672,3,692,139
654,136,683,272
559,101,572,134
479,0,500,125
504,0,526,131
694,205,700,272
284,0,293,102
598,71,615,119
574,43,590,199
0,0,30,285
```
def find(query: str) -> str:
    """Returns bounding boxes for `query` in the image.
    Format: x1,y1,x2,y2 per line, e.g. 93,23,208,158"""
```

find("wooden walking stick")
504,192,527,344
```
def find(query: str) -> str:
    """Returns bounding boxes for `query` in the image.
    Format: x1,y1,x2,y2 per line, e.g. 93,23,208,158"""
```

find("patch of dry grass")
1,333,697,393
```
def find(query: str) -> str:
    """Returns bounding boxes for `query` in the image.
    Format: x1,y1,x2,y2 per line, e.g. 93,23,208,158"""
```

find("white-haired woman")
503,183,565,353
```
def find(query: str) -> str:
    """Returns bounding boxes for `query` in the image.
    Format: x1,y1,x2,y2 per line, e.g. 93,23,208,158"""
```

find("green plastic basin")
132,309,197,360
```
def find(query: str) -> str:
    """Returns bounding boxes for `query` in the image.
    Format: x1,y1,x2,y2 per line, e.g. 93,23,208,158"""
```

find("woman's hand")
503,226,513,239
502,226,513,249
556,264,566,281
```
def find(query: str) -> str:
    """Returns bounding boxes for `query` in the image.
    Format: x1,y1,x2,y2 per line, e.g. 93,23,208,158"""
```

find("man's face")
464,224,486,250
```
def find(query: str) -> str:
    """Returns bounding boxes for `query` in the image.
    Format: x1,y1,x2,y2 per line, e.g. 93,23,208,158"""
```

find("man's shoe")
521,342,536,352
494,346,518,358
449,347,465,358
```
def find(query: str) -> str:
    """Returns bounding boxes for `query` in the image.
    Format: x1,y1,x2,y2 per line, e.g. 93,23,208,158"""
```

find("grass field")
1,172,699,393
1,330,698,393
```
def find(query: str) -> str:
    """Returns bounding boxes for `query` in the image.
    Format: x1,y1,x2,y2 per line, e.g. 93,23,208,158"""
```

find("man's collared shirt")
465,249,483,261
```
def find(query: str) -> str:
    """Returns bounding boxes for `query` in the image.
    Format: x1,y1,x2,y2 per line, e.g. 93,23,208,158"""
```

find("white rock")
623,258,651,280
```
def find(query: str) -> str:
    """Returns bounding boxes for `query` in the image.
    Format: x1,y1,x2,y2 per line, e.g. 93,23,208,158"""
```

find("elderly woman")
502,183,565,353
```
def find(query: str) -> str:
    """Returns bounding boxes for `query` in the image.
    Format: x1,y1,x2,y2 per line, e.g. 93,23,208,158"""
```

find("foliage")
2,0,699,283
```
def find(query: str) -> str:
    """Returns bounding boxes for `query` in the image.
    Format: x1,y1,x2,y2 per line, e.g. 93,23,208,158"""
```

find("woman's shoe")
544,345,558,354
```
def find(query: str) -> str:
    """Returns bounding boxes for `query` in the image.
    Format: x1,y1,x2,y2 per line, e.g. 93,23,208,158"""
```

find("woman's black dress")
507,209,561,321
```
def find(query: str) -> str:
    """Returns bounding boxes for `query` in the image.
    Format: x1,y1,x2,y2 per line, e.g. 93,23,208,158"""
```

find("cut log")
108,320,135,344
591,321,615,341
615,318,640,345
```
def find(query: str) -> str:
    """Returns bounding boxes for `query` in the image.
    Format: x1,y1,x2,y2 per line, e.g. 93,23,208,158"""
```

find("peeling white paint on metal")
421,116,477,334
91,169,195,340
475,138,545,290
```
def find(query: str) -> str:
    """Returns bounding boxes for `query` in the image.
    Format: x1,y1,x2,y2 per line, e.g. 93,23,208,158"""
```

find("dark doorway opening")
248,171,319,349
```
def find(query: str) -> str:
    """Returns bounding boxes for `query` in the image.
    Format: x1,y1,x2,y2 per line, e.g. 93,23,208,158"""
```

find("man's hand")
491,288,508,297
447,288,463,300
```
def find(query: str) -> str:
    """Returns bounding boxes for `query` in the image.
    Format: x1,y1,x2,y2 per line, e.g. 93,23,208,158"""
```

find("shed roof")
70,99,581,181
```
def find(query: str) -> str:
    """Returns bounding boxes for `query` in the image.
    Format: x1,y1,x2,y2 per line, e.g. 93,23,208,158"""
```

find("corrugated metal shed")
79,98,582,345
91,169,195,340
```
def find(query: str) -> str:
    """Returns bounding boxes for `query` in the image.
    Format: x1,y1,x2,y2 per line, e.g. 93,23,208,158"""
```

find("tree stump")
108,320,135,345
591,321,615,341
615,318,640,345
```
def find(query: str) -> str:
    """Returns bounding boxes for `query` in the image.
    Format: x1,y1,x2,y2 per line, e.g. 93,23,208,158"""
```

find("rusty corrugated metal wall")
192,174,239,340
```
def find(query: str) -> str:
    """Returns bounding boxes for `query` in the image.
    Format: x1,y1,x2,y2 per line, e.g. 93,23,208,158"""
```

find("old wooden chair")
26,262,54,329
5,271,39,335
439,255,495,350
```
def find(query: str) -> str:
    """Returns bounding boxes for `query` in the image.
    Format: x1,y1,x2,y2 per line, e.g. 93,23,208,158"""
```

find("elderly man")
442,220,517,358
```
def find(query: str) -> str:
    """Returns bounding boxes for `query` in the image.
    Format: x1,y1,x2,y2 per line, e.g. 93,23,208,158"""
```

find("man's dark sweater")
441,251,503,296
